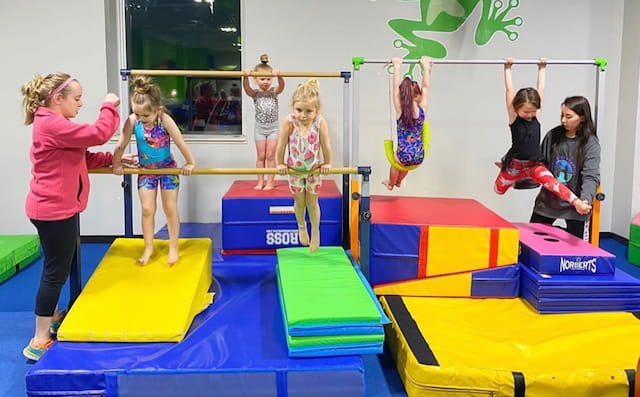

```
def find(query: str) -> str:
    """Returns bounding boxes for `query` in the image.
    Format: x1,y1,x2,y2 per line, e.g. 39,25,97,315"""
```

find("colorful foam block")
369,196,519,285
58,238,213,342
516,223,615,275
222,180,341,252
277,246,386,357
373,265,520,297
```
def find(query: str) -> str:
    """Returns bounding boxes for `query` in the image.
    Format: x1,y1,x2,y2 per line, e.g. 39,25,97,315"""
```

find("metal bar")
342,71,352,248
121,69,345,78
359,169,371,279
123,174,133,237
360,58,599,66
90,167,360,175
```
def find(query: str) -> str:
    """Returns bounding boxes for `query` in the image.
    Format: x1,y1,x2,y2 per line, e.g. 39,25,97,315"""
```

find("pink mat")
515,223,615,275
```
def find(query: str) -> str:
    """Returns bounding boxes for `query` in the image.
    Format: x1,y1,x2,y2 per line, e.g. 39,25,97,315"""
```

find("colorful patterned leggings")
494,159,577,205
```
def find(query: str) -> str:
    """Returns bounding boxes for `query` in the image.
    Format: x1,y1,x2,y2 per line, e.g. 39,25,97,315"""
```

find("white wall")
1,0,636,238
612,0,640,237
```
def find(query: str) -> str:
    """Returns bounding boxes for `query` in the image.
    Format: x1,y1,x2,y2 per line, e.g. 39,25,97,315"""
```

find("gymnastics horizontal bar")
90,167,360,175
121,69,345,78
357,58,601,66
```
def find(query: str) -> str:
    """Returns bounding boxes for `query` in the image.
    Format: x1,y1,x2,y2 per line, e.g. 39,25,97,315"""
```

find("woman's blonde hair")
21,72,73,125
130,76,164,113
291,79,321,111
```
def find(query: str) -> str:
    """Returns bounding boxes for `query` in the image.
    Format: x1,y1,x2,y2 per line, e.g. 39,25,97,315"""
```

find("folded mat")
58,238,214,342
277,246,384,331
277,246,386,356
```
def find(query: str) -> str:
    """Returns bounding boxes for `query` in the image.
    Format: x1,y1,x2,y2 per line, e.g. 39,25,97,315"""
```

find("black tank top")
508,116,544,162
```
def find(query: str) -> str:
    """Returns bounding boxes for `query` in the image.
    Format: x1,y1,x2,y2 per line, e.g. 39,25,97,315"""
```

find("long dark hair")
399,77,421,129
550,96,597,166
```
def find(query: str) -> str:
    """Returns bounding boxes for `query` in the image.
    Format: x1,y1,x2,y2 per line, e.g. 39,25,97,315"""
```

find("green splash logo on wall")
389,0,522,75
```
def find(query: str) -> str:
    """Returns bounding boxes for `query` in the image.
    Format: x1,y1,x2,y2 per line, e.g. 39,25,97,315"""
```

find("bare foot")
168,248,179,266
298,225,310,246
254,182,264,190
137,249,153,266
494,161,503,169
382,180,393,191
309,233,320,253
263,183,274,191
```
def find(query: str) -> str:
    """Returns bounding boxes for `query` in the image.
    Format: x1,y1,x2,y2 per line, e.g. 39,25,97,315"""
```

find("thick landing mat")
516,222,615,275
26,256,365,397
0,234,40,284
380,295,638,397
369,196,519,285
57,238,213,342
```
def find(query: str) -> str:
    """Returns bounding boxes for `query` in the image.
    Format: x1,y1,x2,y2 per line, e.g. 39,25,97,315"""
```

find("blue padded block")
222,180,342,250
471,265,520,297
369,223,420,285
26,255,365,397
521,284,640,314
520,264,640,297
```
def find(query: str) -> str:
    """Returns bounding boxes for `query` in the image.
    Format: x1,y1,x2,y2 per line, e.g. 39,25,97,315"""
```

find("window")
124,0,242,137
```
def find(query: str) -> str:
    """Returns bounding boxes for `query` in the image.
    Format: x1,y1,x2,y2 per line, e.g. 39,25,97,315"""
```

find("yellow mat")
381,296,640,397
58,238,213,342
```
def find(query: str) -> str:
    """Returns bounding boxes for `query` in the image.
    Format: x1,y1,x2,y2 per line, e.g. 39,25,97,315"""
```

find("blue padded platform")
520,264,640,313
25,254,365,397
222,180,342,251
470,265,520,297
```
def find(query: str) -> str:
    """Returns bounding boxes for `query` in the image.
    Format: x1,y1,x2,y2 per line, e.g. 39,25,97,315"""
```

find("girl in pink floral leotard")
276,79,332,253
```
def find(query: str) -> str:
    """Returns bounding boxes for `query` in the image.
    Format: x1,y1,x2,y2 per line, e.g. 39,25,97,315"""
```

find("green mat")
631,220,640,246
0,235,40,284
287,329,384,348
629,242,640,267
276,246,381,327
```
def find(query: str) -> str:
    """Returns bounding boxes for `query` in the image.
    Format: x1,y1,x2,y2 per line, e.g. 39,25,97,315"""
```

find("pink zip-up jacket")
25,103,120,221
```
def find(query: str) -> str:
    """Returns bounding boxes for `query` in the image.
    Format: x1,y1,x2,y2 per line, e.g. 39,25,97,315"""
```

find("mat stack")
517,223,640,313
276,246,388,357
629,213,640,266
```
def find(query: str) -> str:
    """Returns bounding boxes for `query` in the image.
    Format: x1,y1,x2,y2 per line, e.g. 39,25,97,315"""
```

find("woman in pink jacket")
21,72,136,361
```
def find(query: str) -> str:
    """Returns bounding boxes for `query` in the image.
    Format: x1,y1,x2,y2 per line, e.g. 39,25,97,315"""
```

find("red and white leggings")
494,159,577,205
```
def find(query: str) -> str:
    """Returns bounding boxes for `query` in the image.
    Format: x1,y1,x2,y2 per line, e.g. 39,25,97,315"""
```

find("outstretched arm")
319,118,332,174
536,57,548,114
112,115,135,175
391,58,402,118
504,57,517,124
274,69,285,95
162,113,195,175
242,70,256,98
275,119,290,175
418,56,432,111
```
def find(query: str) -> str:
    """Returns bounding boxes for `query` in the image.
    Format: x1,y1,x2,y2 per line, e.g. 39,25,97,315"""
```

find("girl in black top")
494,57,591,215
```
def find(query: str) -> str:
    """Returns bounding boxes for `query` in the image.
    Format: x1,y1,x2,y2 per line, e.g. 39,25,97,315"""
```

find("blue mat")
26,255,366,397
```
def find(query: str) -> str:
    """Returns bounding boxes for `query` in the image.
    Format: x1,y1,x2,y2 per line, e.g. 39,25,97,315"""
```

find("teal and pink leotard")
134,119,179,190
